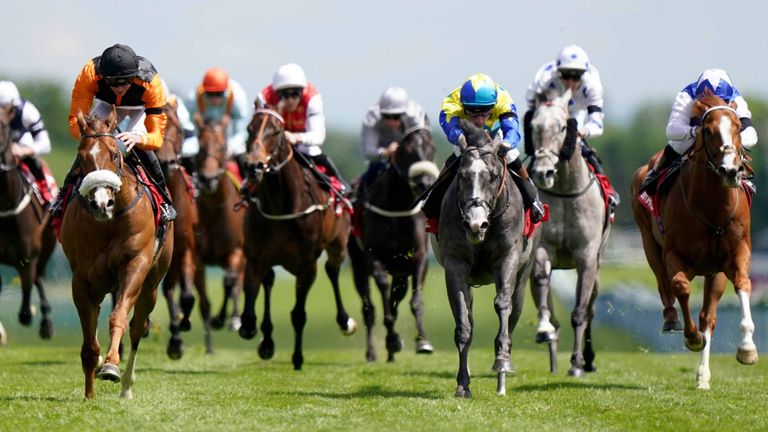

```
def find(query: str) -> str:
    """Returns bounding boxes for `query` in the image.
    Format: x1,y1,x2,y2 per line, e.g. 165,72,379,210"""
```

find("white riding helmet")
556,45,590,71
379,86,409,115
273,63,307,91
0,81,21,106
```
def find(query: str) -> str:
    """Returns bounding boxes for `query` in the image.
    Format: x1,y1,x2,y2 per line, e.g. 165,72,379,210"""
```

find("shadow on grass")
18,360,68,366
271,385,442,400
139,368,223,376
513,381,645,392
0,395,73,403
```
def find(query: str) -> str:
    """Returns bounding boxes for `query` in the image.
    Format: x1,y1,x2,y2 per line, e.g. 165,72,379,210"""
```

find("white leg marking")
696,329,712,390
120,349,138,400
737,290,758,364
0,321,7,346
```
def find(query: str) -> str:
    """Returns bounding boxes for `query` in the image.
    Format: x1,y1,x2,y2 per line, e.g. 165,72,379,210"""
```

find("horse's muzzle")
87,187,117,221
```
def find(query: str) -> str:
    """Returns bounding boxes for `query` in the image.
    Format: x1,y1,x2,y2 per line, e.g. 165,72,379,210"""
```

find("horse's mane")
692,87,731,118
459,119,492,148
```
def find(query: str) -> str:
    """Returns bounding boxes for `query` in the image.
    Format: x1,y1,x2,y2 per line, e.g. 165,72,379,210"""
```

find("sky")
3,0,768,131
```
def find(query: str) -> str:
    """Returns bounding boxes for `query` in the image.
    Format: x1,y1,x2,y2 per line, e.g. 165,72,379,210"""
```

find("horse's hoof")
535,331,558,344
736,346,759,365
492,359,515,374
568,367,585,378
229,316,242,332
97,363,121,383
39,319,54,340
685,334,706,352
167,338,183,360
415,339,434,354
454,387,472,398
18,307,33,326
237,318,257,340
584,363,597,373
366,350,376,362
211,316,226,330
258,339,275,360
340,317,357,336
120,389,133,400
662,320,684,333
386,334,403,354
292,352,304,371
179,318,191,332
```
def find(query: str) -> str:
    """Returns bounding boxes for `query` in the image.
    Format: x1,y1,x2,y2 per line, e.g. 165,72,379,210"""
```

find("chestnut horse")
631,90,757,390
348,126,439,362
156,103,210,359
239,108,356,370
0,103,56,342
60,110,173,399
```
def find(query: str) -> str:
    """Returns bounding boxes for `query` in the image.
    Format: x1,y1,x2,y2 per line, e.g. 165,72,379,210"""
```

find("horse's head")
157,103,183,166
457,119,506,243
530,88,572,189
393,127,439,196
0,104,14,170
195,119,228,192
245,108,289,184
691,89,744,188
75,109,123,221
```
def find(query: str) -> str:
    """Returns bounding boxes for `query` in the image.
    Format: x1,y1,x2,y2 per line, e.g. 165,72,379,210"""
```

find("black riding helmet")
99,44,139,79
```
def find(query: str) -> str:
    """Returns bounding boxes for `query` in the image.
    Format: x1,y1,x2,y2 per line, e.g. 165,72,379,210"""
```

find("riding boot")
420,154,459,219
523,109,535,159
136,148,177,222
312,153,352,197
582,144,604,175
509,158,545,223
22,156,53,205
50,158,80,219
641,145,679,195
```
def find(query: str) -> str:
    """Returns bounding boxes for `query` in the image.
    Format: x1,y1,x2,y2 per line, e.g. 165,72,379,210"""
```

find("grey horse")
430,120,539,397
528,89,611,376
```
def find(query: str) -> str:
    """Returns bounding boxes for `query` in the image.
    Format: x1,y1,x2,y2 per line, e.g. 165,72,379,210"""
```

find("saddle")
294,152,352,215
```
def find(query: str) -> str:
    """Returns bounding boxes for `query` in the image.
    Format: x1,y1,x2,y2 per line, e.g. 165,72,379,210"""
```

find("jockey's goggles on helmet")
105,76,134,87
382,113,401,120
206,91,225,98
559,69,585,81
464,105,493,115
278,88,302,100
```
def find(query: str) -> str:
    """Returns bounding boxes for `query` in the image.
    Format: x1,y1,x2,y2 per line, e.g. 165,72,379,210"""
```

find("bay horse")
431,120,539,397
194,119,250,332
348,126,440,362
156,103,210,359
0,103,56,342
528,89,610,376
239,108,356,370
631,90,757,389
60,109,173,399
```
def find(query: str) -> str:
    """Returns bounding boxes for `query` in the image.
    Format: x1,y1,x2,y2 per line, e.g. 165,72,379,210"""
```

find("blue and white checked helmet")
695,69,736,102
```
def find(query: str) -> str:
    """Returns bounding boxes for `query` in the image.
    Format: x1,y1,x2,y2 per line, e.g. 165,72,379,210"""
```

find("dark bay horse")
631,90,757,389
431,120,539,397
348,126,439,362
156,103,209,359
0,103,56,342
194,119,250,331
239,108,356,370
60,110,173,399
528,89,610,376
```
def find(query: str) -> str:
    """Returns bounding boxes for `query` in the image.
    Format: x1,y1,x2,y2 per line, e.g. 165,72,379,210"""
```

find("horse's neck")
553,152,591,192
260,159,308,212
371,169,412,207
683,163,739,219
0,166,26,208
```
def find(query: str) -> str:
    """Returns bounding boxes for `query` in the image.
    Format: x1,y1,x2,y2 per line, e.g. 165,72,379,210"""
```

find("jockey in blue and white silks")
641,68,758,192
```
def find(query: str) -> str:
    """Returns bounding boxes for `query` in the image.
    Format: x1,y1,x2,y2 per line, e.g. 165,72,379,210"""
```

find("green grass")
0,264,766,431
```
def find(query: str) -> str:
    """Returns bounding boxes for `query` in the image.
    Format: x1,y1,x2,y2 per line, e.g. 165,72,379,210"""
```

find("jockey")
256,63,351,195
184,67,251,178
161,79,196,144
54,43,175,222
641,68,758,193
426,73,544,224
0,80,54,205
359,86,430,194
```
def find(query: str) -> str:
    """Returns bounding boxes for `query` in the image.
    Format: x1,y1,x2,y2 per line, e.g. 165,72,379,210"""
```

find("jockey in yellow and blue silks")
426,73,544,223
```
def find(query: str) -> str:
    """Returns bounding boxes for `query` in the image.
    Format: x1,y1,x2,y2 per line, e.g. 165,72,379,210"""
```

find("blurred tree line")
10,78,768,236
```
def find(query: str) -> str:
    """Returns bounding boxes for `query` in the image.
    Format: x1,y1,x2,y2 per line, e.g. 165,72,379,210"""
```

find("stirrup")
530,201,545,223
161,202,177,222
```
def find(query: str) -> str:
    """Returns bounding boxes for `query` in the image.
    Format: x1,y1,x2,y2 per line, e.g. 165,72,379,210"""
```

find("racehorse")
528,89,611,376
431,119,539,397
348,126,439,362
631,89,758,389
60,109,173,399
0,103,56,343
156,103,208,359
194,119,249,332
239,108,356,370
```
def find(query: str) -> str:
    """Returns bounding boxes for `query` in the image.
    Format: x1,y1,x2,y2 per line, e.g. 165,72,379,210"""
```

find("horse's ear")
106,106,118,131
76,109,88,134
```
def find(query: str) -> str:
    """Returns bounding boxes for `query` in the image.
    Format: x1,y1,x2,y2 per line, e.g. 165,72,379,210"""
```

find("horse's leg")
371,261,398,361
35,229,56,339
349,239,377,362
162,272,184,360
211,262,233,330
0,276,5,346
17,262,35,327
411,252,434,354
178,254,196,333
568,255,600,378
325,240,356,336
639,224,679,332
384,274,408,362
694,273,725,390
583,277,599,373
531,247,557,344
445,257,473,398
730,245,758,366
188,255,213,355
258,268,275,360
227,249,246,331
237,258,262,341
121,280,158,400
72,275,101,399
110,292,124,358
291,263,318,371
666,252,701,350
492,261,516,396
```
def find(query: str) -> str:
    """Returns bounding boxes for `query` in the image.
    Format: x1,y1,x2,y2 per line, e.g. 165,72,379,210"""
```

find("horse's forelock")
693,88,728,118
460,119,491,148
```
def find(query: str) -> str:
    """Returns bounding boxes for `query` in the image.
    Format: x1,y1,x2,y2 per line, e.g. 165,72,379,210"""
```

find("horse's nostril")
546,170,555,178
480,222,489,231
107,199,114,207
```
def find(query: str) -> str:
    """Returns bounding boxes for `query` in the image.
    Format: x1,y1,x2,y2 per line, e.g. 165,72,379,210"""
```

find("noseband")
458,147,508,220
694,105,741,175
250,109,293,173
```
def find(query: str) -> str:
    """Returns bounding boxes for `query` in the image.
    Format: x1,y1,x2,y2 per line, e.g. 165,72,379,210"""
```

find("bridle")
458,147,509,221
249,109,293,173
691,105,741,176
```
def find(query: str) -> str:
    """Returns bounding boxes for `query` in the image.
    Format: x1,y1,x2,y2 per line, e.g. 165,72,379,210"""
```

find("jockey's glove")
497,140,512,158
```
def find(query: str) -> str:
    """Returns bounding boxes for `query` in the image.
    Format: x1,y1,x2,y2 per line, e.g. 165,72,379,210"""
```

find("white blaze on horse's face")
531,106,566,190
717,115,740,186
461,157,491,243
